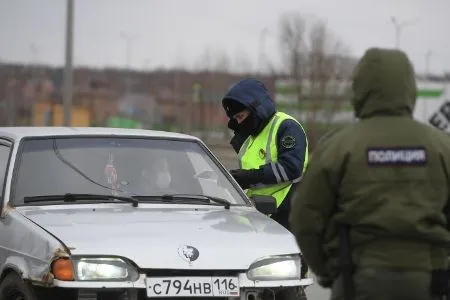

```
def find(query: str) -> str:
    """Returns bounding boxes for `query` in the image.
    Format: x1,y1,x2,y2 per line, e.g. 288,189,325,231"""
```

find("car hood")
17,204,299,270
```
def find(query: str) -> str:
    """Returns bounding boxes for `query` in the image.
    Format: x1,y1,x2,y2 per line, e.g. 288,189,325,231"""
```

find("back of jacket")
290,48,450,278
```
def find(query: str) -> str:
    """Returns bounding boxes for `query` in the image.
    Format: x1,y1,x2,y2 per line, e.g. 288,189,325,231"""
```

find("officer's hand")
230,169,261,190
317,276,333,289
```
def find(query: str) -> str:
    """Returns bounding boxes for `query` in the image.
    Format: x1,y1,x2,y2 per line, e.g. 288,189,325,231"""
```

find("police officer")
289,47,450,300
221,78,309,230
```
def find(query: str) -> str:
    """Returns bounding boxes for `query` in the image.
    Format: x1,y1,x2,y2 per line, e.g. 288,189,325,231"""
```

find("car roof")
0,127,200,142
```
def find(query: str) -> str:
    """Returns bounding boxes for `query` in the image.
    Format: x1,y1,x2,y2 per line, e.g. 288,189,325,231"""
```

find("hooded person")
289,47,450,300
221,78,309,230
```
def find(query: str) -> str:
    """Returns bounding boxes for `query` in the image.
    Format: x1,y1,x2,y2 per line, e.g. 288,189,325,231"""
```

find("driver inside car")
140,157,175,194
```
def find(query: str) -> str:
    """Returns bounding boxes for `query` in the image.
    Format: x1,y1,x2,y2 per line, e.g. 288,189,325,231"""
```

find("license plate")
146,276,240,297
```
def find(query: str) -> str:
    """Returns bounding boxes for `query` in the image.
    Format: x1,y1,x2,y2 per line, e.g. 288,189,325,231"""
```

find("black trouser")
270,183,298,230
270,209,290,230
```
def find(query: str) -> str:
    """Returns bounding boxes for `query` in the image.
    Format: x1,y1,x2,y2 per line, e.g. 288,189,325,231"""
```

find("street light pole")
30,43,38,65
390,17,419,49
258,28,269,75
29,43,38,85
63,0,74,126
425,50,433,76
120,32,134,69
120,32,137,94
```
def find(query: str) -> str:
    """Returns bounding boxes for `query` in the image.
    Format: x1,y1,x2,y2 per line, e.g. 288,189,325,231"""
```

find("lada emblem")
178,245,200,263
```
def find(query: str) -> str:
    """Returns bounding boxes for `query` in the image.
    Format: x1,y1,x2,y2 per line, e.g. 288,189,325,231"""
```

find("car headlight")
72,257,139,281
247,255,301,281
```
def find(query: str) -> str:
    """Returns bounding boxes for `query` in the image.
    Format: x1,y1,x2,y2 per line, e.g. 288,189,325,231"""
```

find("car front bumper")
54,273,313,289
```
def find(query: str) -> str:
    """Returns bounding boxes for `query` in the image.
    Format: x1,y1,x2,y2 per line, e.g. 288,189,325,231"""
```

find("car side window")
0,144,11,198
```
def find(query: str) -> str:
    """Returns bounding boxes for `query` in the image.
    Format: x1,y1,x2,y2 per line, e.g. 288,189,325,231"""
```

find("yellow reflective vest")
238,111,309,207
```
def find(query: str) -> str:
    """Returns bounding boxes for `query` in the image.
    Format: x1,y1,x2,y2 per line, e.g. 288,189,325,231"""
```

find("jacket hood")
222,78,276,124
351,48,417,119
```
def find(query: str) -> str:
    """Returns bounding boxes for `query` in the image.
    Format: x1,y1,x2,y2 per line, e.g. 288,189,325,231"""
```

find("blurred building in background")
1,61,450,149
0,63,276,138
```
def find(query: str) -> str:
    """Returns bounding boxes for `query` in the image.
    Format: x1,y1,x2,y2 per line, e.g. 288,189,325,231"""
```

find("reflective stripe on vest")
238,111,309,207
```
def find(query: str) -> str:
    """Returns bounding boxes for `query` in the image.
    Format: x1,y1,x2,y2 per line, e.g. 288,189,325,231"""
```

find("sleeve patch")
281,135,296,149
367,147,427,166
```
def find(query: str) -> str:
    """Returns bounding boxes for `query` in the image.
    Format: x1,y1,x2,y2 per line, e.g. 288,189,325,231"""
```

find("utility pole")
425,50,433,76
120,32,133,69
120,32,138,94
143,59,151,71
6,79,17,126
29,43,38,90
258,28,269,75
173,68,181,131
390,17,419,49
30,43,38,66
63,0,74,126
192,83,201,135
30,43,38,80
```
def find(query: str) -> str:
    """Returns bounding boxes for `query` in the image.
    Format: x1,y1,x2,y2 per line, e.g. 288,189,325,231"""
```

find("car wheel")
0,272,37,300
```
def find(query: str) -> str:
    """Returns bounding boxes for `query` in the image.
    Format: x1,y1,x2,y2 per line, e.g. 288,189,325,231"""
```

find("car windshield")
11,137,248,206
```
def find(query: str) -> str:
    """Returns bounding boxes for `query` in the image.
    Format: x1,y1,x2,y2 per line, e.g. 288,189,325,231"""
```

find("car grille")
141,269,244,277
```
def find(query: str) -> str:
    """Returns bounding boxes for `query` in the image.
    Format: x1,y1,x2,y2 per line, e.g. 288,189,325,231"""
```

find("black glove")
229,169,263,190
317,276,333,288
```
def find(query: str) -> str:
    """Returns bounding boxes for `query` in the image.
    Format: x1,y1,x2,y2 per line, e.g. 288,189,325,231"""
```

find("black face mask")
236,114,259,136
227,118,239,131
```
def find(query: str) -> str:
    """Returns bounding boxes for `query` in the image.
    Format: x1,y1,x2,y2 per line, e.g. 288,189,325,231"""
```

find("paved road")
306,285,330,299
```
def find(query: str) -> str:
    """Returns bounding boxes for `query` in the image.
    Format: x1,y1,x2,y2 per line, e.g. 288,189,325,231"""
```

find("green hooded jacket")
289,48,450,278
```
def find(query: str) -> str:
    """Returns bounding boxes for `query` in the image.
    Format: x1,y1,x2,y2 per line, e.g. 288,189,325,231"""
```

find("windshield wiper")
135,194,231,209
24,193,139,207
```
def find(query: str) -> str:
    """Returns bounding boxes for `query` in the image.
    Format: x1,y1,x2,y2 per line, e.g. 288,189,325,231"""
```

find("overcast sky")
0,0,448,74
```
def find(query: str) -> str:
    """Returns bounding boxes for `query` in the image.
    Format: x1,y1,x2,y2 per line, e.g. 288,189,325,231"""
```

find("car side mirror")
250,195,277,215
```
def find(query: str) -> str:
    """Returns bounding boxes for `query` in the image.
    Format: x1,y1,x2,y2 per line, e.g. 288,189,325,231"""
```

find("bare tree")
278,12,353,149
211,51,231,74
194,47,232,73
278,12,309,103
233,48,253,74
308,20,351,116
194,48,214,72
307,19,353,147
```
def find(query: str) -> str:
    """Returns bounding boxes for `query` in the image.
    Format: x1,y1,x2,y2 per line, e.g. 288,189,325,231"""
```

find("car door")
0,138,64,284
0,140,15,274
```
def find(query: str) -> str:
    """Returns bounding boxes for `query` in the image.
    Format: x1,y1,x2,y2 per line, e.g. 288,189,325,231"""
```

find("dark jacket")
222,78,308,228
289,48,450,279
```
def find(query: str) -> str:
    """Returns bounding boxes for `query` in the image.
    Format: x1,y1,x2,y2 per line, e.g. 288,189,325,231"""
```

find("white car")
0,127,313,300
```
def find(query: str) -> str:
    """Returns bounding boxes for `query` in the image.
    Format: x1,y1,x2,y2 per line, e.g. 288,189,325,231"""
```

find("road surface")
306,285,330,299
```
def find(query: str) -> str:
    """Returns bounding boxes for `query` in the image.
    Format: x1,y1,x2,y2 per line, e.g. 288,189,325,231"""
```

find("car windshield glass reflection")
12,137,247,206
